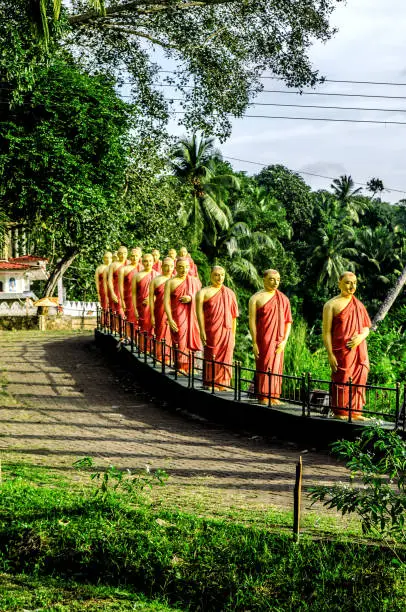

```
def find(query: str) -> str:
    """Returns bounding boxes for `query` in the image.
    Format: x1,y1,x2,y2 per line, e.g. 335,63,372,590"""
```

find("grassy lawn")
0,463,404,611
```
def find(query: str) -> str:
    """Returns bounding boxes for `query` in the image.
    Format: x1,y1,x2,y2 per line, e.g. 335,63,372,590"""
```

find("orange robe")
123,269,137,323
187,257,198,277
331,297,371,417
110,265,124,315
153,281,172,361
170,276,202,372
255,291,292,401
203,286,238,388
98,271,108,310
153,260,162,274
136,270,159,338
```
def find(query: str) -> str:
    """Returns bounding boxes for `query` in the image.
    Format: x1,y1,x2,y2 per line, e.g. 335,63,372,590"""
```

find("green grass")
0,465,405,611
0,574,181,611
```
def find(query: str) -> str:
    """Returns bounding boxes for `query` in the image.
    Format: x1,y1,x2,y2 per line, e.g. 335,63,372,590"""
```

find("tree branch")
68,0,237,25
103,24,178,48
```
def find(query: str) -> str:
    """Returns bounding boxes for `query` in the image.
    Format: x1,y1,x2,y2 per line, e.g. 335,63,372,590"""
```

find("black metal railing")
96,309,405,430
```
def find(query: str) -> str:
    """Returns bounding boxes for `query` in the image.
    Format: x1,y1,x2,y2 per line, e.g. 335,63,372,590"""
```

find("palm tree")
309,222,357,288
171,134,239,249
354,226,400,284
331,175,362,203
331,175,366,224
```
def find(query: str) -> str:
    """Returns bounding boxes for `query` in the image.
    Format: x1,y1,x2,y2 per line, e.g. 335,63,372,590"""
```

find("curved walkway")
0,331,349,516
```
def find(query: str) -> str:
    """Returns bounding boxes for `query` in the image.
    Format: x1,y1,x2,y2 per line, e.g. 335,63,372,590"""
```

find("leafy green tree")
24,0,344,139
256,164,314,239
309,427,406,542
0,58,135,295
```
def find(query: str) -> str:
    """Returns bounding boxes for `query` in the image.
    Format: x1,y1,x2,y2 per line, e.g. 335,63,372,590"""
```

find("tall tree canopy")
21,0,344,139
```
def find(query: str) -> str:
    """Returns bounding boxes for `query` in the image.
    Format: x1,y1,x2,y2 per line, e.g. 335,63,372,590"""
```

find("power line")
169,111,406,126
222,155,406,195
156,71,406,87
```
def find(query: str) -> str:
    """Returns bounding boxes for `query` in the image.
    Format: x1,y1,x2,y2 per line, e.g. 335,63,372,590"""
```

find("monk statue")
95,251,112,314
118,248,139,335
107,246,128,321
196,266,239,390
249,269,292,405
164,257,202,373
178,246,198,277
322,271,371,421
149,257,175,361
133,246,143,272
168,248,177,261
151,249,162,274
112,251,118,262
132,253,159,351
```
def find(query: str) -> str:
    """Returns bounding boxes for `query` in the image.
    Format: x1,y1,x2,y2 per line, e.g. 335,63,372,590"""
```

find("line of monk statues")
96,246,371,421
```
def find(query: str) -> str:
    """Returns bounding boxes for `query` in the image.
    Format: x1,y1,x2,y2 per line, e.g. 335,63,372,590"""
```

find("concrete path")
0,331,350,517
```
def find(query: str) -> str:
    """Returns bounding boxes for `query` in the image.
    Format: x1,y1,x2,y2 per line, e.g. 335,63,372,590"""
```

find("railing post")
267,369,272,407
130,322,134,353
191,351,195,389
238,361,242,401
188,351,192,388
109,310,114,335
137,327,141,357
96,307,100,329
306,372,311,417
143,332,148,362
211,354,216,394
152,335,157,367
233,361,238,401
395,382,400,430
174,344,178,380
348,377,353,423
161,339,166,374
301,373,306,417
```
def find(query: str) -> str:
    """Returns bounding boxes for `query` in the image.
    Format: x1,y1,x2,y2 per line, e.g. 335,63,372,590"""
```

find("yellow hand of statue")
253,342,259,359
179,295,191,304
201,331,207,346
346,334,363,349
169,319,178,333
112,294,118,303
134,310,139,320
151,318,155,328
328,352,338,373
276,340,286,354
142,298,148,306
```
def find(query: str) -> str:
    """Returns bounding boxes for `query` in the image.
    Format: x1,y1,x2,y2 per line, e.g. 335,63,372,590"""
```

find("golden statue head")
103,251,112,265
338,271,357,297
162,256,175,276
142,253,154,271
117,246,128,263
151,249,160,263
168,248,177,260
210,265,225,288
263,269,280,292
112,251,118,262
129,248,139,265
178,246,188,258
176,257,189,277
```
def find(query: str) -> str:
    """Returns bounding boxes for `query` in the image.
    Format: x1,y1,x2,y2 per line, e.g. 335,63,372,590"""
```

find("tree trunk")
371,264,406,330
43,249,78,297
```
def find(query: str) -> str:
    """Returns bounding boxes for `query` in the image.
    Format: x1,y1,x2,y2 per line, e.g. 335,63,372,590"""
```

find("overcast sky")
164,0,406,203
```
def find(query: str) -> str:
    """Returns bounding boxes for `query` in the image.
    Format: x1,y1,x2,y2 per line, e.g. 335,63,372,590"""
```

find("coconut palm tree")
331,175,366,224
171,134,239,249
309,222,357,288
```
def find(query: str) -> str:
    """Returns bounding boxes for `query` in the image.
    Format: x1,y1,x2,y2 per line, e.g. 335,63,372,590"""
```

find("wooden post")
293,456,303,542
